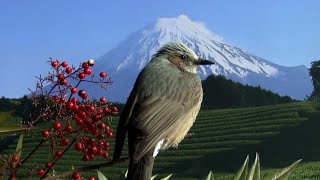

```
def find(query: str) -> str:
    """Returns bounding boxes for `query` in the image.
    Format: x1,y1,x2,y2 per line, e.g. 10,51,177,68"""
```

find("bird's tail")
127,150,155,180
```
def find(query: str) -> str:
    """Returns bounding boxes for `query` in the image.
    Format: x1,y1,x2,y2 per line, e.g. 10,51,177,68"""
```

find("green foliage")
0,125,31,136
207,154,300,180
206,171,214,180
308,60,320,102
15,134,23,160
202,75,296,109
96,170,108,180
0,102,318,179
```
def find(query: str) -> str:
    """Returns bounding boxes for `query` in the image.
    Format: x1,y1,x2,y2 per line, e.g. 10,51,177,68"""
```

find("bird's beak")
194,58,215,65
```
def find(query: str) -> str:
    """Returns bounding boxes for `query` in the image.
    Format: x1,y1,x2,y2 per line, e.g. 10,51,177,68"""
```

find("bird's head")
153,42,214,74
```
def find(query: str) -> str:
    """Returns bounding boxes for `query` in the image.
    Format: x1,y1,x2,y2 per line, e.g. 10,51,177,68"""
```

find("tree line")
201,75,296,109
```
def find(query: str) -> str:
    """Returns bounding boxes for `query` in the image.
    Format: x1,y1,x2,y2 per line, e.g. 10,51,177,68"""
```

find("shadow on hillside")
171,111,320,179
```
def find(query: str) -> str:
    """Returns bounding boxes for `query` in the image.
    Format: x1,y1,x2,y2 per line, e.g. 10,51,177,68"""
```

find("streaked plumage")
113,42,214,180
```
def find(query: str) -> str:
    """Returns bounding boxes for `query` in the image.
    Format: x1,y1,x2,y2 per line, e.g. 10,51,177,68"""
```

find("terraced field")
1,101,320,179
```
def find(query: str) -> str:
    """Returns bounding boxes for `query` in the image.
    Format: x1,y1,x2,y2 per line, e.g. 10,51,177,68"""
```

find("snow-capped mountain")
86,15,312,102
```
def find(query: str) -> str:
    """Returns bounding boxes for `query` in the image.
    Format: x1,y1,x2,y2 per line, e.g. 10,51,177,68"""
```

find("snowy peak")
143,15,223,43
92,15,312,101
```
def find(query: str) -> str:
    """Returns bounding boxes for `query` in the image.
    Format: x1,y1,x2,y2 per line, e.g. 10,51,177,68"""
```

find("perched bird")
113,42,214,180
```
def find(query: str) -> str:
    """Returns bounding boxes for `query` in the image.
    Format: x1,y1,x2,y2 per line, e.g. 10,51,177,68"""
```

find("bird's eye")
180,55,186,59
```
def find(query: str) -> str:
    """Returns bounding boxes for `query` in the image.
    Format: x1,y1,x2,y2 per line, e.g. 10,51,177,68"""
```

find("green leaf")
96,170,108,180
206,171,214,180
233,155,249,180
119,170,128,180
151,174,158,180
262,159,302,180
15,133,23,159
52,168,56,176
160,174,172,180
248,153,260,180
0,125,30,136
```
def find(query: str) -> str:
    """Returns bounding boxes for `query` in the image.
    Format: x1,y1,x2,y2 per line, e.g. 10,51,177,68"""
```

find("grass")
0,101,319,179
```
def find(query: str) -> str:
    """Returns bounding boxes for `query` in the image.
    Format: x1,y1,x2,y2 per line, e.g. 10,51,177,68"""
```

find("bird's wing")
113,83,139,160
129,66,202,162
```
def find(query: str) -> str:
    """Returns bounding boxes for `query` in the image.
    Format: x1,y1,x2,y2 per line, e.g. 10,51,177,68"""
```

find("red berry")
89,176,96,180
78,72,86,79
99,72,106,78
75,119,83,125
64,124,72,132
103,152,109,158
103,107,110,114
71,97,78,103
82,154,89,161
97,148,104,156
53,95,59,102
77,110,86,118
97,108,103,114
97,141,104,148
60,97,66,103
73,105,79,111
66,67,72,73
78,90,87,99
45,162,52,168
105,126,110,132
81,136,88,142
107,132,113,138
89,153,95,160
55,150,63,157
59,79,67,85
88,146,98,155
97,123,105,130
66,101,75,111
61,61,68,67
88,105,95,111
71,87,77,94
96,133,104,140
57,74,65,81
37,169,45,176
82,62,89,68
100,97,106,103
42,130,50,138
62,139,69,145
103,142,110,149
11,155,18,162
111,106,118,113
84,67,92,75
51,61,58,68
87,138,95,145
72,172,81,180
83,127,89,132
91,129,99,136
9,176,16,180
75,142,83,151
53,122,62,130
82,93,88,99
92,114,101,122
57,132,64,138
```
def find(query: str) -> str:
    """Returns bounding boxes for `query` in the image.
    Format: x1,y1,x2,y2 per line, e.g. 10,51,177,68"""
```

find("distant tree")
308,60,320,101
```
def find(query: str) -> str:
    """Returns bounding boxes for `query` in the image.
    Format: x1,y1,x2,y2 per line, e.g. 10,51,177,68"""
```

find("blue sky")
1,0,319,98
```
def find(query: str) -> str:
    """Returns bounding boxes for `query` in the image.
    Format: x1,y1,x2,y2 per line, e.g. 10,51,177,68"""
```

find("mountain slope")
88,15,311,102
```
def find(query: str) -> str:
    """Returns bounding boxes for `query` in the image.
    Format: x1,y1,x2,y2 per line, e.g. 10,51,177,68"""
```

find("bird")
113,42,215,180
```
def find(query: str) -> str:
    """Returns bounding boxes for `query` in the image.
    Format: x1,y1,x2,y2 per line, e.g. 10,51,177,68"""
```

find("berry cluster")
3,59,116,180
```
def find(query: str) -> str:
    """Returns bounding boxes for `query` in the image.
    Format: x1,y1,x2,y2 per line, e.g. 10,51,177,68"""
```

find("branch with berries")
0,59,122,180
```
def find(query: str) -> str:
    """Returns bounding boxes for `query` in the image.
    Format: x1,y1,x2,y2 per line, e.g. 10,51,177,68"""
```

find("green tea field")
1,101,320,179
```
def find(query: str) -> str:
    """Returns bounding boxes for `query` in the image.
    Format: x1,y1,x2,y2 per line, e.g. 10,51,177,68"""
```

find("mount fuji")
86,15,311,102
